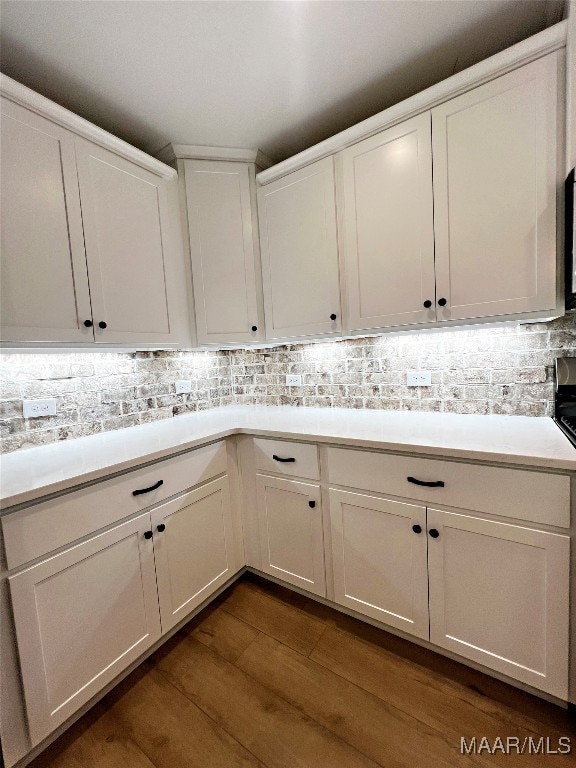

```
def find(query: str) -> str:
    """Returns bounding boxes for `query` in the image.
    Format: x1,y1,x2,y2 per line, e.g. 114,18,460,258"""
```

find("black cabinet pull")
98,321,107,329
330,313,337,321
144,530,153,540
437,298,447,307
407,476,445,488
133,479,164,496
157,523,166,533
423,300,432,308
308,500,316,508
429,528,440,539
251,325,258,332
272,454,296,463
83,319,93,328
412,524,422,534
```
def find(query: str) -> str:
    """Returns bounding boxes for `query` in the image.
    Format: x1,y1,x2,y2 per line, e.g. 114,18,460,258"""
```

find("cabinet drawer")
2,441,227,570
327,447,570,528
253,438,319,480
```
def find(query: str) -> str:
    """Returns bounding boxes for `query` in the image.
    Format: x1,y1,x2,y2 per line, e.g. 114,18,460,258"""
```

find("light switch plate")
406,371,432,386
23,398,57,418
285,374,302,386
175,380,193,394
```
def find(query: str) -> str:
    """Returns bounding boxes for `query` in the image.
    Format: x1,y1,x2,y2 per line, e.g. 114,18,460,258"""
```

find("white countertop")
1,405,574,508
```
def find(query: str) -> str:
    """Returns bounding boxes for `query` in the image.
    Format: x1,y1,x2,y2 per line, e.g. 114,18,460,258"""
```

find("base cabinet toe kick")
1,435,572,766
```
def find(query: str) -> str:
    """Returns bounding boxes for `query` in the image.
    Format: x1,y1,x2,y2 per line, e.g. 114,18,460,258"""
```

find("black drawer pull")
157,523,166,533
144,530,153,540
412,524,422,534
272,454,296,463
407,476,445,488
309,500,316,508
133,479,164,496
429,528,440,539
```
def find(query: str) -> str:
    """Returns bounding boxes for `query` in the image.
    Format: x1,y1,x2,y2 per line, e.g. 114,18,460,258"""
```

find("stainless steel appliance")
555,356,576,447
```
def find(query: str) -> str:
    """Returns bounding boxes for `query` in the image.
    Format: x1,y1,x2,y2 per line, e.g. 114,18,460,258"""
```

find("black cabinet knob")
429,528,440,539
308,500,316,508
412,524,422,534
437,298,447,307
83,319,93,328
251,325,258,332
157,523,166,533
330,313,337,321
98,321,107,329
144,530,153,540
423,300,432,309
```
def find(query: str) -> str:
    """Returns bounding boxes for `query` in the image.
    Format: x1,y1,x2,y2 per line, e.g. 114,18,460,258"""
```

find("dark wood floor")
29,573,576,768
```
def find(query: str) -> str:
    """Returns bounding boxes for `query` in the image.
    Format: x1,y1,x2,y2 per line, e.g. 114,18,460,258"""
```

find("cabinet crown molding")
0,73,177,180
157,142,275,170
257,20,567,185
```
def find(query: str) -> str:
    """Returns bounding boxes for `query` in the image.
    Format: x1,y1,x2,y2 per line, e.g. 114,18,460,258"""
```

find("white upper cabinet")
75,138,174,344
183,159,264,345
432,53,561,321
258,157,341,340
337,112,436,331
0,98,93,342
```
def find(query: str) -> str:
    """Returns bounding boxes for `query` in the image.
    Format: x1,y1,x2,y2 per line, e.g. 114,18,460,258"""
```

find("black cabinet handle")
251,325,258,332
330,313,337,321
272,454,296,463
133,479,164,496
423,300,432,309
157,523,166,533
144,530,153,540
98,321,107,329
83,319,93,328
407,476,444,488
412,524,422,534
308,500,316,508
437,298,447,307
429,528,440,539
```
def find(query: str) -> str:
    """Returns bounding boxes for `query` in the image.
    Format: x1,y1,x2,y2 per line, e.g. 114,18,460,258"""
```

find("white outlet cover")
406,370,432,387
175,380,193,394
23,398,57,418
285,374,303,386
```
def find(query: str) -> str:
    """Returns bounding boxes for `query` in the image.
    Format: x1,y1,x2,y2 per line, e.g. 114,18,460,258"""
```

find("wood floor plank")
310,626,576,766
99,665,263,768
189,604,262,663
155,633,381,768
236,632,480,768
222,579,325,656
29,710,157,768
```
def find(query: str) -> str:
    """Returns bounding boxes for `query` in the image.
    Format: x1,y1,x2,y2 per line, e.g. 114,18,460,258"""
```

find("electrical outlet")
23,398,57,418
285,374,302,386
406,371,432,387
175,380,193,394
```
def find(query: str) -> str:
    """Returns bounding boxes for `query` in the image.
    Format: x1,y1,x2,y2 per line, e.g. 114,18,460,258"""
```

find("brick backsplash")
1,314,575,453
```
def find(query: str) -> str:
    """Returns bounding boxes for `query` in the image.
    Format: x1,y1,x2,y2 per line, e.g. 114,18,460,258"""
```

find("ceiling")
0,0,566,163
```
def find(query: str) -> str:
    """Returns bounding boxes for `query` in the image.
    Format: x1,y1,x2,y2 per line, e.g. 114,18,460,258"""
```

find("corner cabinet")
181,159,264,345
0,81,180,346
257,157,342,340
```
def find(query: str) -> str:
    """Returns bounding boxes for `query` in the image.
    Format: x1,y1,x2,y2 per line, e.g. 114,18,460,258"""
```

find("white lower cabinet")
256,474,326,596
152,477,237,633
329,489,429,639
9,512,161,745
427,508,570,700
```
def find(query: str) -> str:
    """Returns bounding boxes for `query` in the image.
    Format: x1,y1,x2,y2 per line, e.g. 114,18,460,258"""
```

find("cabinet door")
427,509,569,698
432,53,560,321
152,478,238,633
256,474,325,596
184,160,263,344
329,489,429,639
0,98,93,342
258,157,341,339
75,138,174,344
9,512,161,745
339,112,436,331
